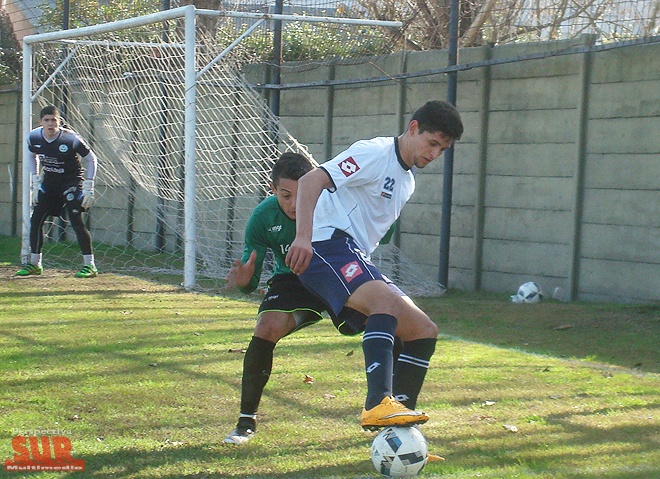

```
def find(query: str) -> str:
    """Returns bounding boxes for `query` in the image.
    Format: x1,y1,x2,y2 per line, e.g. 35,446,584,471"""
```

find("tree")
0,10,21,84
39,0,162,31
356,0,660,49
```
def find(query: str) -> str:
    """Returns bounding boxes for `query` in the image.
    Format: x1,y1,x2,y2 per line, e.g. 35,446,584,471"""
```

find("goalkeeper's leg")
68,204,97,277
16,202,49,275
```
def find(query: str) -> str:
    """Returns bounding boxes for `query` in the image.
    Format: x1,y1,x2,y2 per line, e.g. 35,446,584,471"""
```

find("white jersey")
312,136,415,256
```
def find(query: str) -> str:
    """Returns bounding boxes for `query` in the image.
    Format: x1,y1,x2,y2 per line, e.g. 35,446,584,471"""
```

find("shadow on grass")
21,436,375,478
418,293,660,374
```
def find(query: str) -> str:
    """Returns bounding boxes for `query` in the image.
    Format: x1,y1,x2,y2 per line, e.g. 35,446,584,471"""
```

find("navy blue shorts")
259,273,368,336
298,233,404,335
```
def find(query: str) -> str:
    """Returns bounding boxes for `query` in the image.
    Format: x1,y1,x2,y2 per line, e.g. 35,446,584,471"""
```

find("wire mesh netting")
26,8,447,296
31,1,658,49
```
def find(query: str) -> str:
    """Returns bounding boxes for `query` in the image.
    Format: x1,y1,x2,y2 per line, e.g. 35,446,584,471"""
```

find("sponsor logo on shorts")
265,294,279,302
340,261,363,282
338,157,360,177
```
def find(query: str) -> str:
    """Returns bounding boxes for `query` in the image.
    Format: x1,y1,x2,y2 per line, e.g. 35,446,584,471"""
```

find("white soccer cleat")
223,427,255,445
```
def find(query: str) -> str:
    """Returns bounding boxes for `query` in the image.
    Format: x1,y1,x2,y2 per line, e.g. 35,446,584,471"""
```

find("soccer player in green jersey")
224,152,339,444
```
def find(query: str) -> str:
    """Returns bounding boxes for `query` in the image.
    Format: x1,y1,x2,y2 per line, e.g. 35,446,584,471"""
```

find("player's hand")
30,174,41,207
226,250,257,289
285,238,313,275
81,180,95,209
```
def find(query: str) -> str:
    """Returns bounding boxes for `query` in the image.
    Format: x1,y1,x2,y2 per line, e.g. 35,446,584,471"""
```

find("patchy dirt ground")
1,265,182,294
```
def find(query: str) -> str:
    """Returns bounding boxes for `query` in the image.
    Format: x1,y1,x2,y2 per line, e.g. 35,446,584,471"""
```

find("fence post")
438,0,460,287
568,34,597,301
473,44,493,291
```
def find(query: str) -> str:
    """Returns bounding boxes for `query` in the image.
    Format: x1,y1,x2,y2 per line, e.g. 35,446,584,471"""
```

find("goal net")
22,6,445,297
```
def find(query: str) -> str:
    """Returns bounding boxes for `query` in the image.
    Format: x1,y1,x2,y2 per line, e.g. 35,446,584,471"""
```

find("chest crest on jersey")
59,144,69,153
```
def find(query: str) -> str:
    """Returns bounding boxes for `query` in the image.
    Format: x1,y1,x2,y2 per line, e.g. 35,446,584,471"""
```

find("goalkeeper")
16,105,99,278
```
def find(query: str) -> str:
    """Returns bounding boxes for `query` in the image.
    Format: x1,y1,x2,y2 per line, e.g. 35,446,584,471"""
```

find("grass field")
1,235,658,478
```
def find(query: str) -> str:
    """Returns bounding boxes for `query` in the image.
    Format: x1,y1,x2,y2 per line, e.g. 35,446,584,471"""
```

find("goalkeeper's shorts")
35,182,84,217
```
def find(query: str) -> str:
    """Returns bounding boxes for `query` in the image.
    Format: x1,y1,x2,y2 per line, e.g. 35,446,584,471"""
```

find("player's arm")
27,151,38,175
27,151,41,206
80,148,98,209
228,212,269,294
83,150,98,180
226,250,258,291
285,168,333,275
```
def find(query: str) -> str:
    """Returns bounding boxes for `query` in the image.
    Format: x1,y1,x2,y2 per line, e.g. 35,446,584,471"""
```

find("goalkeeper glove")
81,179,95,209
30,174,41,206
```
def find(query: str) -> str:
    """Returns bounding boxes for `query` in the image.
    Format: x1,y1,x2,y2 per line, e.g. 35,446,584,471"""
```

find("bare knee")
395,302,437,341
253,312,294,343
419,316,438,338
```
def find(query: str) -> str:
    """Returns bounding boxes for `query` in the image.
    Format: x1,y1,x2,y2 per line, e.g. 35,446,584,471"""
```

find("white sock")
83,254,95,268
31,253,42,267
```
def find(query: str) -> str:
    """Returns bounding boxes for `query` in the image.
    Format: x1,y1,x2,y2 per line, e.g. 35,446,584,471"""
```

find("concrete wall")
0,39,657,302
274,39,659,303
0,84,20,237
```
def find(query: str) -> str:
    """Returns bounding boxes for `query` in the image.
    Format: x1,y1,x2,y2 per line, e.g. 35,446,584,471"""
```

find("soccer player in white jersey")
16,105,99,278
223,152,373,444
286,100,464,429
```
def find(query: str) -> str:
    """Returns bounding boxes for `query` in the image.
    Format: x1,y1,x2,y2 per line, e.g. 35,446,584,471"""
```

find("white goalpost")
21,5,443,296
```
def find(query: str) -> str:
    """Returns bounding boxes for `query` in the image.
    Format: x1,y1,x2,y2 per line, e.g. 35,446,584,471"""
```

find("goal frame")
21,5,402,289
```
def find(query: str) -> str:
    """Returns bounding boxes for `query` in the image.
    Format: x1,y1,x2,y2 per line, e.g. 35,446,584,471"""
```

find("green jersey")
239,195,297,294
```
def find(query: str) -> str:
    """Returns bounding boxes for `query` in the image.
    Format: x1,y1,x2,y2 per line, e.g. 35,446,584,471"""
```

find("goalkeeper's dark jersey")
27,127,91,188
239,194,297,294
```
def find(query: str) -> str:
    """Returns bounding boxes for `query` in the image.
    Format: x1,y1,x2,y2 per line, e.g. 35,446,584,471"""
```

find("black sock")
362,313,398,410
240,336,276,417
393,338,437,410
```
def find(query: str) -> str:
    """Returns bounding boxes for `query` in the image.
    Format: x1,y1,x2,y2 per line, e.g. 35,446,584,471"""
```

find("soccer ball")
513,281,543,304
371,426,428,478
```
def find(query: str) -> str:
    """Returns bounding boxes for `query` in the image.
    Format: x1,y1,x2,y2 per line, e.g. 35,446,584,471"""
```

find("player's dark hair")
410,100,464,141
271,152,314,186
40,105,61,119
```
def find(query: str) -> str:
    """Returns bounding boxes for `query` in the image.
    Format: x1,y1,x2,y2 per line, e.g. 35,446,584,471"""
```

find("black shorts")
259,273,368,336
259,273,327,316
37,183,84,217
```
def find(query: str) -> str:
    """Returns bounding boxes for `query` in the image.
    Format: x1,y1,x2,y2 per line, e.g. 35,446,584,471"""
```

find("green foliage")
213,18,392,63
0,11,20,84
281,21,390,61
38,0,161,31
37,1,392,61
